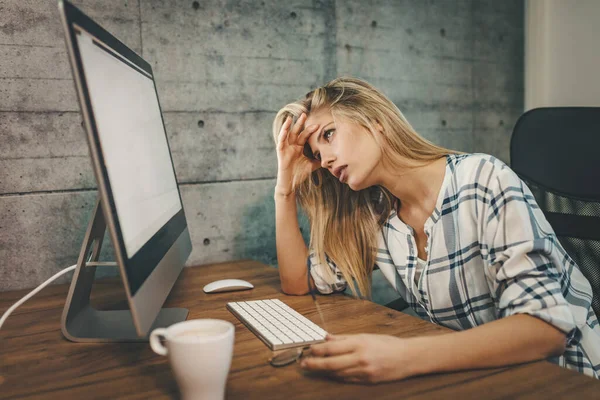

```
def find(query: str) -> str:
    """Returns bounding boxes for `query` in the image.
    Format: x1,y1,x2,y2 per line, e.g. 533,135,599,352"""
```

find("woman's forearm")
274,190,311,295
409,314,567,376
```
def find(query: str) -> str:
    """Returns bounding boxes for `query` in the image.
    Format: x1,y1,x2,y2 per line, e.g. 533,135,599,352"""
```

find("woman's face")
305,108,382,191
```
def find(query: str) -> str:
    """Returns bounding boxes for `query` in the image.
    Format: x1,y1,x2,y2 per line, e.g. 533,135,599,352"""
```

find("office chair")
510,107,600,319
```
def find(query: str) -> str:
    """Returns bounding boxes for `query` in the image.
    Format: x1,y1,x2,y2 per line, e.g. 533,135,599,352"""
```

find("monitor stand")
61,197,188,342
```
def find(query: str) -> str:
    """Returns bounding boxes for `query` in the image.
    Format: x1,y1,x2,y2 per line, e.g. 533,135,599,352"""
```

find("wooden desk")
1,260,599,399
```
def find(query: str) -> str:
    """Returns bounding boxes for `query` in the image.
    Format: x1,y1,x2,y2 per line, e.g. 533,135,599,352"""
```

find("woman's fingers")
287,113,307,145
277,116,293,147
310,336,356,357
301,352,359,372
296,123,319,146
288,112,307,140
279,113,311,147
277,113,321,174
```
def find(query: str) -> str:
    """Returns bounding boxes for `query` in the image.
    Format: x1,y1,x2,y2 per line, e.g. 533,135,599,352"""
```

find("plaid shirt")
309,153,600,378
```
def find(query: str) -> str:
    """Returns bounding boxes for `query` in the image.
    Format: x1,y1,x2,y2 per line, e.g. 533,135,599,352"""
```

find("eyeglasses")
269,345,312,367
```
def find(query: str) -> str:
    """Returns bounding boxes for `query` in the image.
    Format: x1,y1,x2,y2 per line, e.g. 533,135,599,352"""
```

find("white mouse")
203,279,254,294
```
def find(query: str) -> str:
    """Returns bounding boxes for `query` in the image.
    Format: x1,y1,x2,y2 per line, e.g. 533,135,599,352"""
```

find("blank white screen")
76,30,181,258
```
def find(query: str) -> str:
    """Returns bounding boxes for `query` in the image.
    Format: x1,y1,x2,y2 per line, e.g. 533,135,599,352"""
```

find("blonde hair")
272,77,458,299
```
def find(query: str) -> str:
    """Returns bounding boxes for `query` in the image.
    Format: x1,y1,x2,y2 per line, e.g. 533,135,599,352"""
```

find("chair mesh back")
560,237,600,318
511,107,600,320
524,178,600,318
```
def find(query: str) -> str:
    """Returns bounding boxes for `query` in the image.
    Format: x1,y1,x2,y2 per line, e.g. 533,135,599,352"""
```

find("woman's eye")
323,129,334,141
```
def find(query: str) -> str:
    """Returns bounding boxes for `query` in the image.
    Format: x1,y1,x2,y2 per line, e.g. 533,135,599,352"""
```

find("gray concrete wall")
0,0,524,297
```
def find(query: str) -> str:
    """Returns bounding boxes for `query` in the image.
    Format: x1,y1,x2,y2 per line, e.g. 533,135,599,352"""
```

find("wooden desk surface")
1,260,599,399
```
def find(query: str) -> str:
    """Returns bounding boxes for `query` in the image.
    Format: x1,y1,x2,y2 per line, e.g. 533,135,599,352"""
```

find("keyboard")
227,299,327,351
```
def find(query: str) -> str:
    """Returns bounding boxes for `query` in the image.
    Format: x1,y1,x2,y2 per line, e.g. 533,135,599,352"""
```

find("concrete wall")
0,0,524,299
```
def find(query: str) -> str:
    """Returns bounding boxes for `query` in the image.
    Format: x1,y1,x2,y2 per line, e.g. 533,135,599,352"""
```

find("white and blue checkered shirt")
309,153,600,378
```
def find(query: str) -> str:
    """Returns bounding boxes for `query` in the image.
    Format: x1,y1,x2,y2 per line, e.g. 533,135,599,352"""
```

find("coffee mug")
150,319,235,400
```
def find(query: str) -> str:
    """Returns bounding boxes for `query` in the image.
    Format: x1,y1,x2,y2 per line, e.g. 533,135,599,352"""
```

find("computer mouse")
203,279,254,294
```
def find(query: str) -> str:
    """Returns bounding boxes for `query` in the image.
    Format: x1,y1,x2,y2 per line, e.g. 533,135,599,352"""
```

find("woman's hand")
300,333,418,384
275,113,321,196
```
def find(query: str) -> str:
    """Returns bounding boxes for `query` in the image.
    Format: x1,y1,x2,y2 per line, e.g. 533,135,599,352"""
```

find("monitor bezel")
59,0,189,298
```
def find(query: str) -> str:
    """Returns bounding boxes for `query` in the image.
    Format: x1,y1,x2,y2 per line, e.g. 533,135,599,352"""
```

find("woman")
272,77,599,383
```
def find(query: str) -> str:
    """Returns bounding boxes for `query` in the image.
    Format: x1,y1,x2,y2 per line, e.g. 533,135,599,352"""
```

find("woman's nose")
320,153,335,169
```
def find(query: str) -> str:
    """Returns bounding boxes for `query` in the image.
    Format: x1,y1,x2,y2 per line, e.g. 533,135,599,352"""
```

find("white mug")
150,319,235,400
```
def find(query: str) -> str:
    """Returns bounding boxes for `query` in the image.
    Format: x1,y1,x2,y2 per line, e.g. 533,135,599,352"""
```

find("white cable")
0,264,77,330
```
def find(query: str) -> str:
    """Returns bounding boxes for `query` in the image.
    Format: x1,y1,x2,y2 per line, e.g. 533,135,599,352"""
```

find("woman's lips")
339,166,348,183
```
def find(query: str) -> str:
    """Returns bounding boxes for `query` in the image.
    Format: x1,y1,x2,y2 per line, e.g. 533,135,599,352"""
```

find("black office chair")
510,107,600,319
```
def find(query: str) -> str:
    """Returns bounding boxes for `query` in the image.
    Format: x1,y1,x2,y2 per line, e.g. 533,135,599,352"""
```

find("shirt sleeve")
482,161,578,342
308,249,347,294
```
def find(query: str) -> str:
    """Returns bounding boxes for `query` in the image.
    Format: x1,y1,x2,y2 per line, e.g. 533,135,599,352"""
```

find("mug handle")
149,328,168,356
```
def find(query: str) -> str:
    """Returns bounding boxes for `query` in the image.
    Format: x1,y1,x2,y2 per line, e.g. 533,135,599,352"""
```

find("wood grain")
1,260,598,399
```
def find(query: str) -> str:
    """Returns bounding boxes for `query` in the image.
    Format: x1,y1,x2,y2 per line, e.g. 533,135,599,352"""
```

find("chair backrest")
510,107,600,319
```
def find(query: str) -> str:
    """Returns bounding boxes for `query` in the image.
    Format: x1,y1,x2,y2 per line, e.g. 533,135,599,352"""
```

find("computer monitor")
58,0,192,342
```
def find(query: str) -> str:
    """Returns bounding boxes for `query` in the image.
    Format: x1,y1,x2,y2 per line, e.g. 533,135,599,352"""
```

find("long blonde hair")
272,77,457,299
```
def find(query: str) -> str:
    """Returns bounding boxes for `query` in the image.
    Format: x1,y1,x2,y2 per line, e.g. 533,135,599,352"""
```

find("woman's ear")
371,121,388,153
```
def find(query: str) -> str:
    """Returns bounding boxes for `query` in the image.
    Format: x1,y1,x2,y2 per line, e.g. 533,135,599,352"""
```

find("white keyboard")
227,299,327,351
